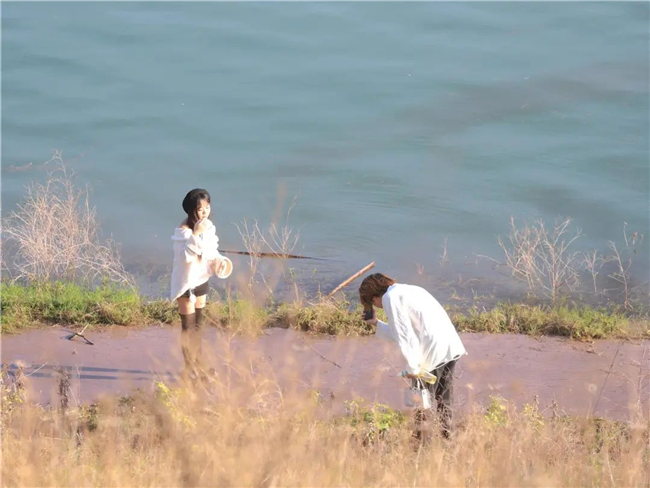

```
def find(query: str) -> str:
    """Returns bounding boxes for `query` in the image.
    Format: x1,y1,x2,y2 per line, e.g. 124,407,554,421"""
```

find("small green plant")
522,399,544,430
308,390,324,405
154,381,196,429
344,399,405,444
484,395,508,428
0,366,25,420
78,403,100,432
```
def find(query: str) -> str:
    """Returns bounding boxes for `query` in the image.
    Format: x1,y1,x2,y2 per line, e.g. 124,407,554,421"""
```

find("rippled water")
2,2,648,299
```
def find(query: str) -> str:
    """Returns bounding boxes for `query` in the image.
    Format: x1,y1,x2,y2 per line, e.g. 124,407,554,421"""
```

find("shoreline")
2,281,648,340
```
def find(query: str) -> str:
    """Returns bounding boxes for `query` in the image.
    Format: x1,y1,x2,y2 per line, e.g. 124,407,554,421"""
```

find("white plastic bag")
401,370,437,408
421,388,432,409
403,387,415,407
404,385,433,409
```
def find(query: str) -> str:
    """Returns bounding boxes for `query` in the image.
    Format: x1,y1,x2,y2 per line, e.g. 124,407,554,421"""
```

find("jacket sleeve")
185,234,203,258
173,228,204,263
202,223,221,261
384,295,422,375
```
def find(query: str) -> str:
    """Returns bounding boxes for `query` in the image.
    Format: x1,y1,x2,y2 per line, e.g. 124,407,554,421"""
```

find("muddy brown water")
2,326,648,421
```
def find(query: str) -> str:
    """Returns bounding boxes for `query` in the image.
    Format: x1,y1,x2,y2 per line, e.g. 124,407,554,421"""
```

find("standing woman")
170,188,232,376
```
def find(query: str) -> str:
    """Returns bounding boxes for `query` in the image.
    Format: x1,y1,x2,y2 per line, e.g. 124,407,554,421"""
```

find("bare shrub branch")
581,250,604,295
233,218,265,289
439,236,449,268
233,199,300,292
2,152,135,288
604,224,645,310
606,241,632,310
623,221,644,248
498,217,582,302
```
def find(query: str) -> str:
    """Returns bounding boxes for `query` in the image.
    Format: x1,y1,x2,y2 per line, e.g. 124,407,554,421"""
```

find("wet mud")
2,326,648,421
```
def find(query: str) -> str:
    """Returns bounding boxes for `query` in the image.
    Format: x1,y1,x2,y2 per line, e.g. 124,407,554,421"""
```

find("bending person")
360,273,466,439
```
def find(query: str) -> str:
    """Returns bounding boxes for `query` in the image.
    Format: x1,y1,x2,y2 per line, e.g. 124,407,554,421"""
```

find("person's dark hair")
359,273,396,311
182,188,211,230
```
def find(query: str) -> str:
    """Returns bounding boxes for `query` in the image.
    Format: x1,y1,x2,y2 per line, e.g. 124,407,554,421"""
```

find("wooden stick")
327,262,375,299
219,249,319,260
308,344,342,369
68,325,94,346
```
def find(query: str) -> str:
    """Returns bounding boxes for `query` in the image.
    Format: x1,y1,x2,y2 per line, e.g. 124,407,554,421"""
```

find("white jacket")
376,283,467,375
170,219,225,300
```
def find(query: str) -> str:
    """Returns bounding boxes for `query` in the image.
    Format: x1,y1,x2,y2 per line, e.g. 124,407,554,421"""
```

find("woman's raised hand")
194,218,207,235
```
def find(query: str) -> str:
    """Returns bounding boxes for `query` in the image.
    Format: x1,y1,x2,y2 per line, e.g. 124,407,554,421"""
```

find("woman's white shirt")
170,219,223,300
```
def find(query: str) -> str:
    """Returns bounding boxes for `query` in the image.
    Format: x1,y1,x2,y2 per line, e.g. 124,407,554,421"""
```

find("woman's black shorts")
180,280,209,298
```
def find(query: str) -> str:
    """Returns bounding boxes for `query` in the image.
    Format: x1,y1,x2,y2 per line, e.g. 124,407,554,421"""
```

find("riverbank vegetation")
1,369,647,487
2,280,648,340
2,154,648,340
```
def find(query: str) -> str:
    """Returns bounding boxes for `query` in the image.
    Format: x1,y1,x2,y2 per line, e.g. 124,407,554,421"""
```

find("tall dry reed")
1,362,647,488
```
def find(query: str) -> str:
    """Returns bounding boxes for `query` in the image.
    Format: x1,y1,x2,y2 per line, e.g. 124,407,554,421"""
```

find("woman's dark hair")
182,188,211,230
359,273,396,311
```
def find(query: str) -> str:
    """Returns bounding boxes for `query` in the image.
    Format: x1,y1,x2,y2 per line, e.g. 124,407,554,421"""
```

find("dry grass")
1,370,648,487
233,197,300,293
2,151,134,288
582,249,603,295
496,216,647,308
498,216,582,303
605,224,645,310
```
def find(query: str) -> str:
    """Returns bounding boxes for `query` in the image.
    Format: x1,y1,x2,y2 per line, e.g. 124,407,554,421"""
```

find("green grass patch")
449,302,644,340
204,297,271,335
270,298,376,336
0,282,175,333
2,282,647,340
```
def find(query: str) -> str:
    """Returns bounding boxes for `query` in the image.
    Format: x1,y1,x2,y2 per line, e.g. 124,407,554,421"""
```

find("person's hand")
193,218,207,235
401,371,417,380
362,309,377,326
